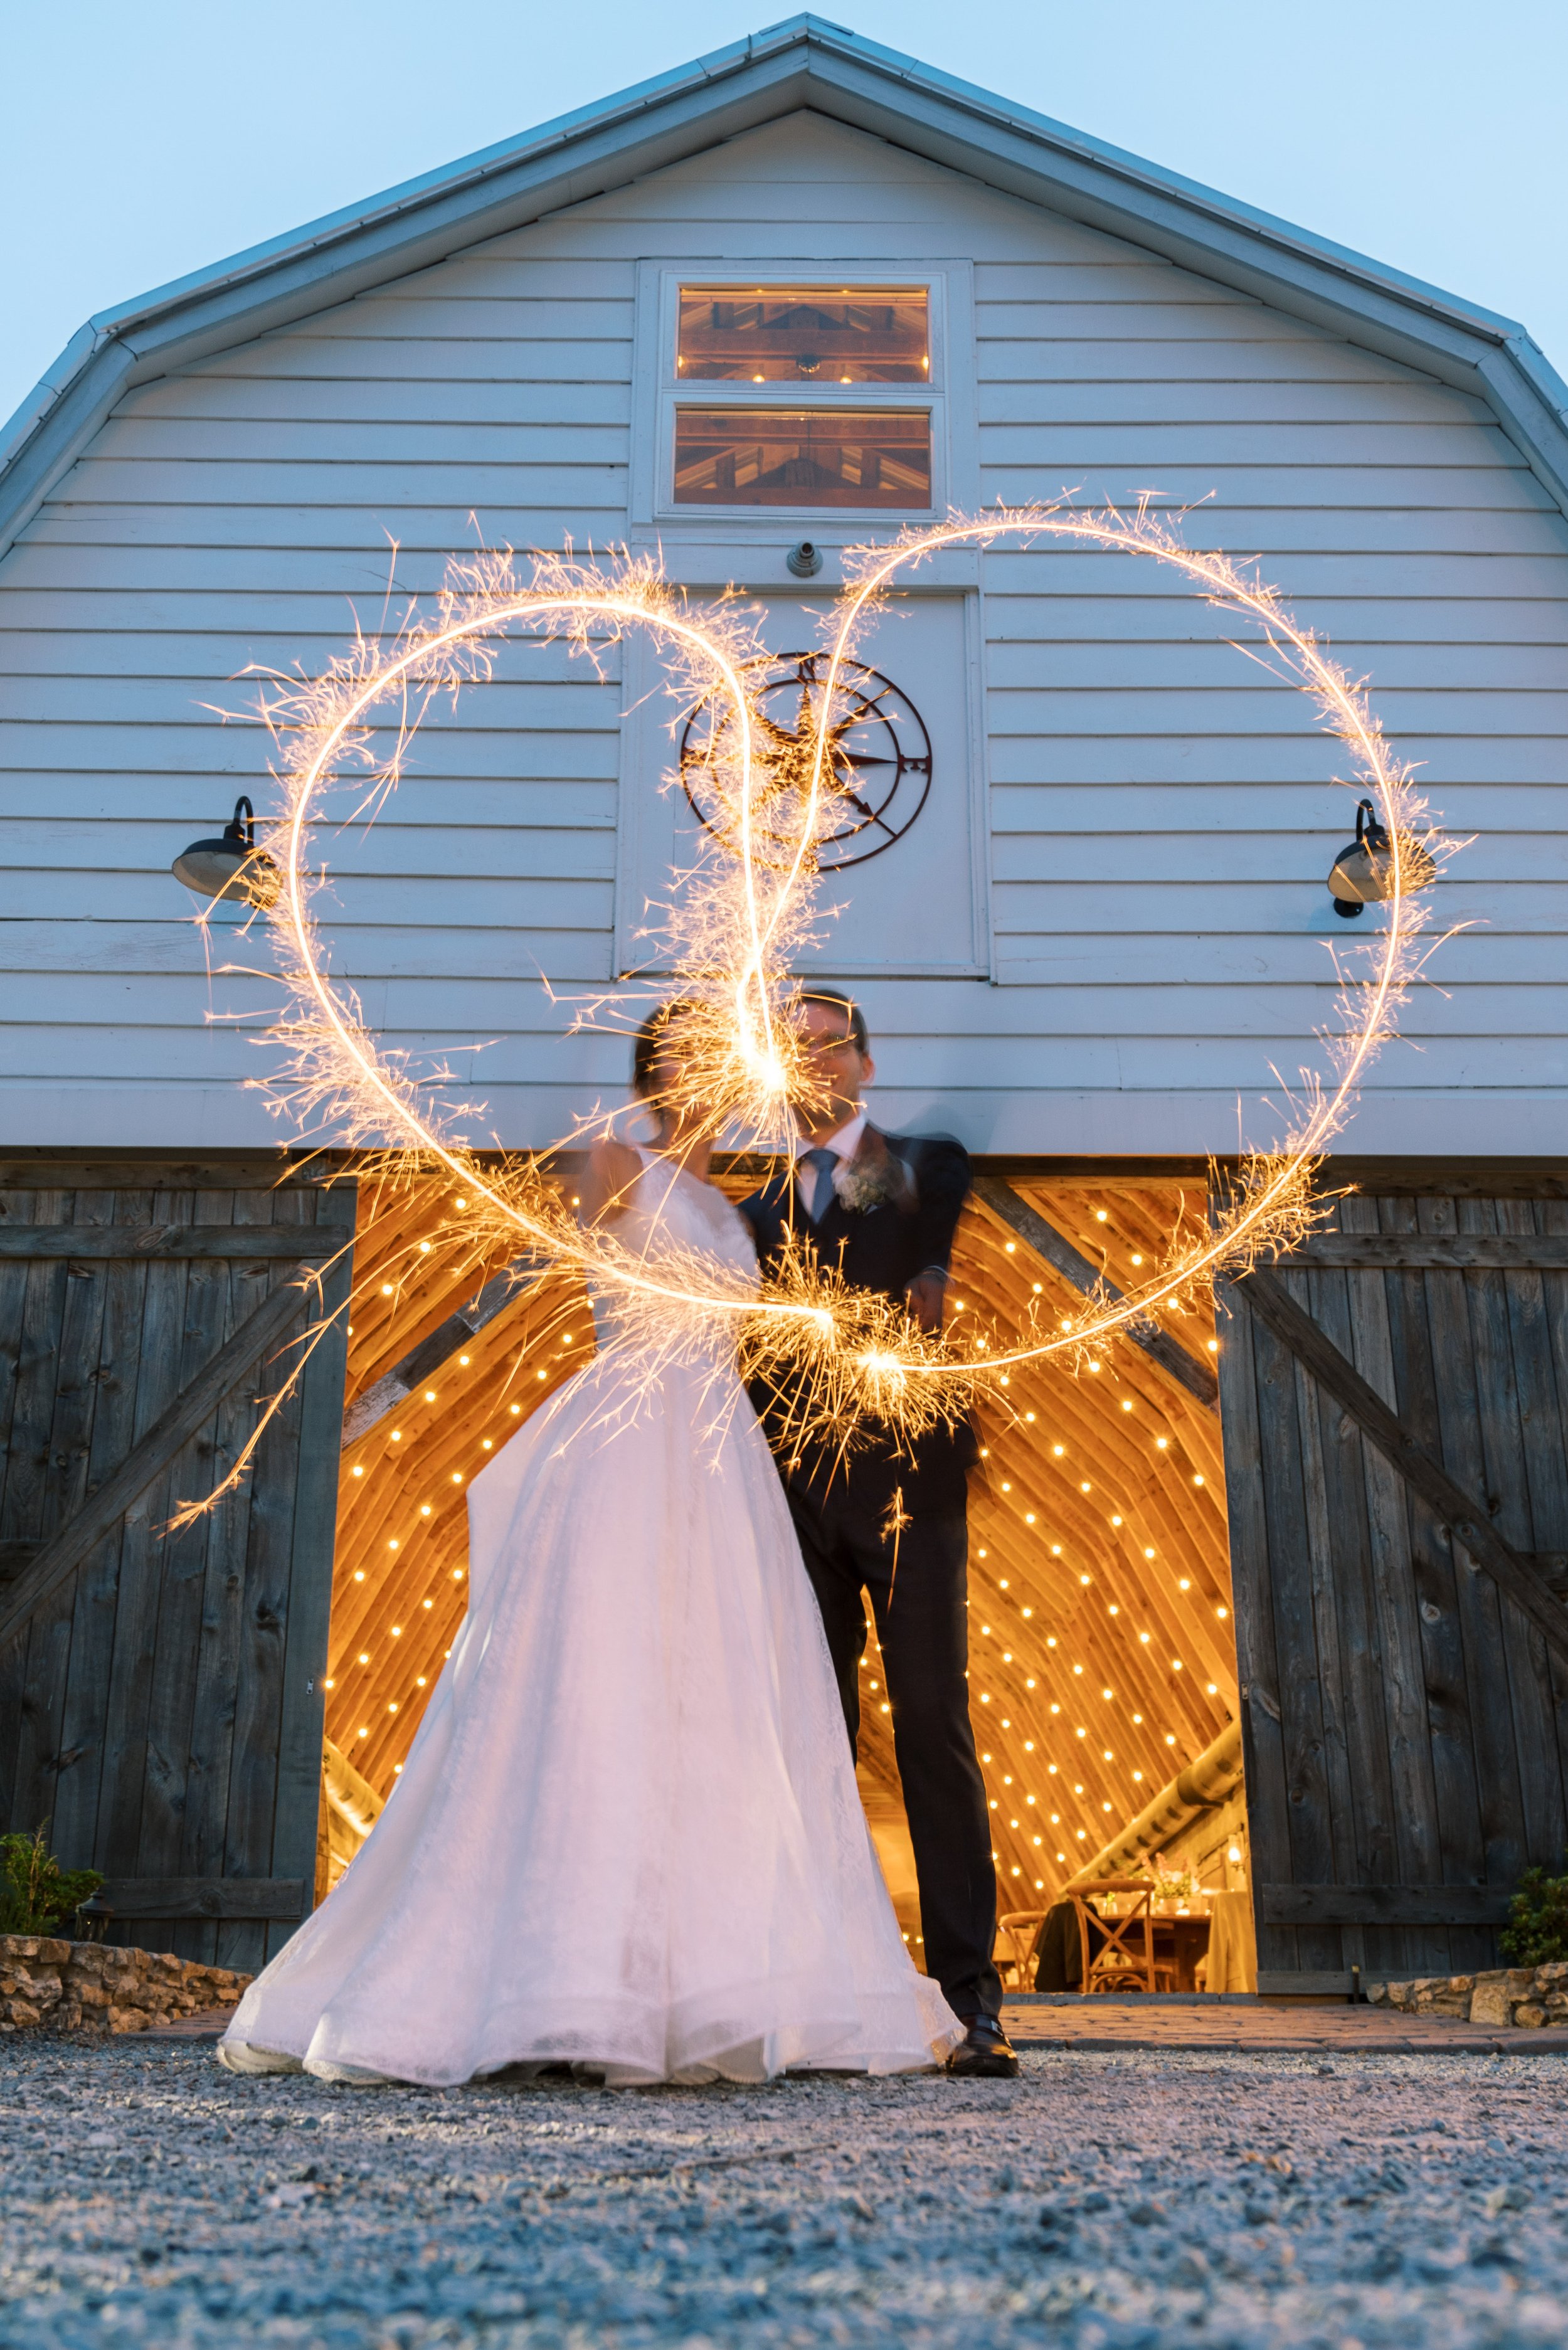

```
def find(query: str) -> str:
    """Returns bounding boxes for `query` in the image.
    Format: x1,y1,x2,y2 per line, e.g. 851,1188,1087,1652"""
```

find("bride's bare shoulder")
573,1136,644,1225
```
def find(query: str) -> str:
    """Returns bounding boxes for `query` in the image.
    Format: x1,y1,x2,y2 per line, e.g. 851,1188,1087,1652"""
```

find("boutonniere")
831,1128,915,1215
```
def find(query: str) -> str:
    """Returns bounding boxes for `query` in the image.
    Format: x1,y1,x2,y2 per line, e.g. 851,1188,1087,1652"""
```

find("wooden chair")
1071,1880,1176,1995
995,1910,1048,1989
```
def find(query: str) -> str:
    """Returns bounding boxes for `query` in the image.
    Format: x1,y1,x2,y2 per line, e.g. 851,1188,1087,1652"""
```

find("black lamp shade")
1328,800,1436,918
172,797,280,909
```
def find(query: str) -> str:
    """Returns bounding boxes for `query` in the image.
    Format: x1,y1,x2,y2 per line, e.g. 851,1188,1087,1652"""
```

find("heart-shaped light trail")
182,508,1448,1522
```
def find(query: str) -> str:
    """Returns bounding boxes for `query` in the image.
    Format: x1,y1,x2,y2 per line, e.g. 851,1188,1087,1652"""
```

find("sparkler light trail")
191,504,1451,1515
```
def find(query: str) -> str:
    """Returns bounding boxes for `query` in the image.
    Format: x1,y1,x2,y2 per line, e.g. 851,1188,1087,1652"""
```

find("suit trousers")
783,1483,1003,2021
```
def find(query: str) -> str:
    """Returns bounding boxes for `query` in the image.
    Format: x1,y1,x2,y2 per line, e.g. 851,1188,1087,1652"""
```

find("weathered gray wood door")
0,1153,353,1971
1217,1170,1568,1990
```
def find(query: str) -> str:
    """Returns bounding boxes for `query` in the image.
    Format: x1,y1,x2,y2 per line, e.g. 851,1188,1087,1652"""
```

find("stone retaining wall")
0,1934,252,2033
1368,1961,1568,2028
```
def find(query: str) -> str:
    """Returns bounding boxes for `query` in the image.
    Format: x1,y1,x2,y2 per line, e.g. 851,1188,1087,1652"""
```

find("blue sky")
4,1,1565,431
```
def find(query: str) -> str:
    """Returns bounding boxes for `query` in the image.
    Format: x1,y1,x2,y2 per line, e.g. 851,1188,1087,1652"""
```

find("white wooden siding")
1,110,1564,1151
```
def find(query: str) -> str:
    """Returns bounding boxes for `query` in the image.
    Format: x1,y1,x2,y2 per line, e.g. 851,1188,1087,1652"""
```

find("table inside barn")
1022,1895,1215,1993
1148,1912,1210,1992
1085,1895,1212,1992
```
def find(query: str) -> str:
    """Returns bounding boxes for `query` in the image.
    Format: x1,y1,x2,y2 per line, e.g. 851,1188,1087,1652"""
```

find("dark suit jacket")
739,1125,979,1528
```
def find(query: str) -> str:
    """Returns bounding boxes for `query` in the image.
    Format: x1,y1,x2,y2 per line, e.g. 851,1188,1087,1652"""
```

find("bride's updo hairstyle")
631,999,702,1098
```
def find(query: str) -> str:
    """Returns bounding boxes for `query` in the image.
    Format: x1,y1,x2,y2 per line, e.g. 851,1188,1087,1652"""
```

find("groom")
740,988,1015,2078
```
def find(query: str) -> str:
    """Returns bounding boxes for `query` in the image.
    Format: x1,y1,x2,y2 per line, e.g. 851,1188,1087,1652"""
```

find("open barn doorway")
319,1168,1251,1992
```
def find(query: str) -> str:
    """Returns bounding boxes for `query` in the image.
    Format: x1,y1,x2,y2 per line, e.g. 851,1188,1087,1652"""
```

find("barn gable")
1,19,1567,1154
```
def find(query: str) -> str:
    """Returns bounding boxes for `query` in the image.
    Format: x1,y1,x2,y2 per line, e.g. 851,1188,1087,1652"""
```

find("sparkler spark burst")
184,502,1452,1522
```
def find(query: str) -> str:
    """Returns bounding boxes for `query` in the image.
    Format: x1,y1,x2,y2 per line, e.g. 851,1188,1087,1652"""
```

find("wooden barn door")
0,1153,354,1971
1217,1171,1568,1991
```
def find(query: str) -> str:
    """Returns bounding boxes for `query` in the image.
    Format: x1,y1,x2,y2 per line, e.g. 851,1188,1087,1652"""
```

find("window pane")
673,410,931,509
677,287,928,383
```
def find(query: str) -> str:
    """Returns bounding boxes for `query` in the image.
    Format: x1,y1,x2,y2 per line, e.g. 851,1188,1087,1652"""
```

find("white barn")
3,19,1567,1998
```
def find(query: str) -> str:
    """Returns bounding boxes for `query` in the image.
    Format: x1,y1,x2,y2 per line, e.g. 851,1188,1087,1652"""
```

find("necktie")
798,1146,837,1224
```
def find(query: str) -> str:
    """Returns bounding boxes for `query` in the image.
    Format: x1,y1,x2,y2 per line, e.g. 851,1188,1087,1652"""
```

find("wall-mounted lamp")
1328,800,1437,918
787,539,824,578
171,796,280,912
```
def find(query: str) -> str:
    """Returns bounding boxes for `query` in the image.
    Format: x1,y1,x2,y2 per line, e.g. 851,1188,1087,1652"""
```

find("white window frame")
628,260,977,536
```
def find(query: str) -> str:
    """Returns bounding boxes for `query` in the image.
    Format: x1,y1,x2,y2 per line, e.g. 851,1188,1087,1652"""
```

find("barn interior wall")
0,114,1564,1153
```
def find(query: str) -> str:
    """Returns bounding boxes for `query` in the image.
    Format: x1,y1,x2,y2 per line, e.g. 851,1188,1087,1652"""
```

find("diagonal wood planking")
1219,1181,1568,1984
0,1160,351,1969
970,1177,1219,1409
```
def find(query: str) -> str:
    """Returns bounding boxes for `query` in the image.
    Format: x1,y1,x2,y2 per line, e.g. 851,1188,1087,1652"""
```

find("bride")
220,1003,962,2087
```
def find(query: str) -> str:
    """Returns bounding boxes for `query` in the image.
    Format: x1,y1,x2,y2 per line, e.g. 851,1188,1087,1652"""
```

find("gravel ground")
2,2036,1567,2347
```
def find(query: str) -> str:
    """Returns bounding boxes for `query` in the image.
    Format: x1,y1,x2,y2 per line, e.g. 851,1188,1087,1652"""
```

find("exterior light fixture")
171,795,280,911
786,539,824,578
1328,799,1436,918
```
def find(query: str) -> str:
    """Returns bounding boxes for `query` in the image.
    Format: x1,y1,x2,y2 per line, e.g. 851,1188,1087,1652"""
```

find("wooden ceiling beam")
344,1252,559,1444
972,1177,1219,1412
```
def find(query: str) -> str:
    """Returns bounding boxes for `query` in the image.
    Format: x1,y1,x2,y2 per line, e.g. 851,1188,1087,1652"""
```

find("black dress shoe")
946,2014,1020,2078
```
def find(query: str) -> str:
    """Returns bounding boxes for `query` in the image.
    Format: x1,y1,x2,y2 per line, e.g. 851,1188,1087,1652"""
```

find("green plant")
1500,1856,1568,1967
0,1823,103,1938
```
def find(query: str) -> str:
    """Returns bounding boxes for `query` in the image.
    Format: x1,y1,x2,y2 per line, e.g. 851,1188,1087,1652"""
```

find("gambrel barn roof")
5,11,1568,553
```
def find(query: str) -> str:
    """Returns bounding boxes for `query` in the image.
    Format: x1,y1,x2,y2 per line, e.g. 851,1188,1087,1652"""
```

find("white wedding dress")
220,1151,961,2087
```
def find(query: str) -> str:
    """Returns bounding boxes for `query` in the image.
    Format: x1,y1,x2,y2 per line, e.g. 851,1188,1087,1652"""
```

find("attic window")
677,287,928,382
673,409,930,509
669,281,934,513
